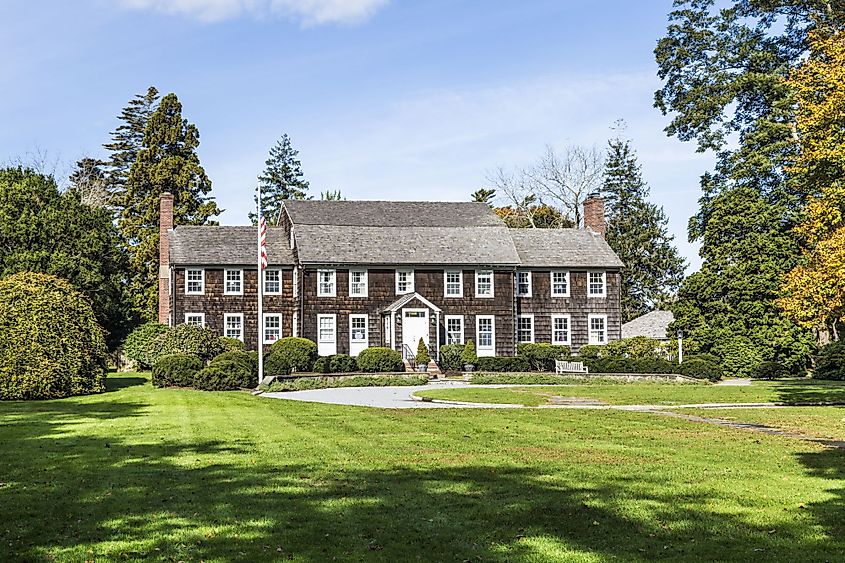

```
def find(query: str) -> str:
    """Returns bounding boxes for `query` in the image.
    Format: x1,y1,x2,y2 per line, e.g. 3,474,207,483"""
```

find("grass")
1,373,844,561
265,374,428,392
415,379,845,407
679,407,845,442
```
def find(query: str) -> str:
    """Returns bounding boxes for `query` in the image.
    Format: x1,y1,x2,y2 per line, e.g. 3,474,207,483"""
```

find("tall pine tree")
103,87,159,203
120,93,221,319
602,137,685,322
251,134,309,224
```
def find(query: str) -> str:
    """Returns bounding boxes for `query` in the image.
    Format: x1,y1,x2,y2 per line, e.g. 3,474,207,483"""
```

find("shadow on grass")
2,398,844,561
104,374,148,392
771,379,845,405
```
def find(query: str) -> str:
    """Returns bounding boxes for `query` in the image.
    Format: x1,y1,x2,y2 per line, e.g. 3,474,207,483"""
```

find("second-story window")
396,269,414,294
224,269,242,295
588,271,606,297
551,271,569,297
475,270,493,298
349,270,368,297
264,270,281,294
516,271,532,297
444,270,463,297
185,269,204,295
318,269,336,297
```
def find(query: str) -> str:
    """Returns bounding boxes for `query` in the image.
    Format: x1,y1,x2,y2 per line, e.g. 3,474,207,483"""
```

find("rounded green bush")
439,344,465,372
577,344,603,359
814,341,845,381
218,336,246,353
193,360,254,390
123,322,168,368
0,272,107,400
751,361,789,380
263,352,291,376
314,356,332,373
356,347,404,372
269,337,318,373
152,353,202,387
679,358,723,381
147,324,224,365
330,354,358,373
211,351,257,383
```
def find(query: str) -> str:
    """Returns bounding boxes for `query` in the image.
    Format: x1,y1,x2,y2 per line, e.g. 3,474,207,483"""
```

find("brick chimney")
583,192,605,237
158,192,174,325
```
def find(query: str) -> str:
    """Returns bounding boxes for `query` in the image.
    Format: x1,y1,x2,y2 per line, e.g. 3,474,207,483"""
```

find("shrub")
679,358,723,381
439,344,465,372
814,341,845,381
147,324,225,365
263,352,291,376
152,353,202,387
193,360,254,391
577,344,604,359
0,272,107,400
266,375,427,392
415,338,431,365
269,337,318,373
751,361,789,380
211,351,257,383
313,356,331,373
605,336,666,359
516,343,571,371
218,337,245,353
475,356,530,372
685,353,721,366
460,340,478,366
330,354,358,373
123,322,168,368
713,336,763,378
357,347,404,372
586,357,676,374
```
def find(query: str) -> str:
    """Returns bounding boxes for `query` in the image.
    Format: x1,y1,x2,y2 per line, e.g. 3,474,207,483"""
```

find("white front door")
402,308,429,356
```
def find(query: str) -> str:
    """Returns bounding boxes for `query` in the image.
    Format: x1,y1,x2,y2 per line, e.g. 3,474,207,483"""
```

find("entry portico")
381,292,442,362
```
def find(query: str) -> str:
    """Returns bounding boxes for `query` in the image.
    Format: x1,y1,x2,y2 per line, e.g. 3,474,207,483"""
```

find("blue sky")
0,0,715,270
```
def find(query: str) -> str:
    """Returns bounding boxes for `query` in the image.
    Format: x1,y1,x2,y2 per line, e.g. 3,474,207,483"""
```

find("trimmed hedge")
751,361,789,380
264,352,291,376
152,353,203,387
357,347,404,372
814,341,845,381
124,322,168,368
679,358,723,381
218,337,246,353
147,324,225,364
268,337,318,373
0,272,107,400
330,354,358,373
516,343,571,371
585,357,676,374
193,359,254,391
267,375,427,392
475,356,530,372
440,344,465,372
211,351,257,382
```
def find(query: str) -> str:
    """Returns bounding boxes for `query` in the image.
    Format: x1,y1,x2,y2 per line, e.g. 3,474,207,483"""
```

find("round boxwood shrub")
152,353,202,387
193,360,253,391
313,356,332,373
439,344,465,372
679,358,723,381
123,322,168,368
269,337,318,373
357,347,404,372
0,272,107,400
210,351,257,383
751,361,789,380
263,352,291,376
814,341,845,381
147,324,224,365
218,336,245,353
330,354,358,373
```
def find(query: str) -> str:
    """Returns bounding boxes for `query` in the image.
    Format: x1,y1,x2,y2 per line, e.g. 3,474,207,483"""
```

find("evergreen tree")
251,134,309,224
471,188,496,204
120,93,221,319
601,137,686,322
320,189,344,201
103,87,159,202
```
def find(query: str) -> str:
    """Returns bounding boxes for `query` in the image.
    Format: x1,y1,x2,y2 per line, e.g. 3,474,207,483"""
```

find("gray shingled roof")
622,310,675,340
284,200,502,227
169,226,295,266
510,229,624,268
294,224,521,265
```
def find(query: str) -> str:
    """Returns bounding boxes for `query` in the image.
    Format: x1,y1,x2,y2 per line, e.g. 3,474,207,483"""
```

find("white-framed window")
185,313,205,327
551,270,570,297
185,269,204,295
445,315,464,344
293,267,299,297
475,270,494,298
317,269,336,297
516,271,532,297
476,315,495,356
588,314,608,345
444,270,463,297
317,314,337,356
588,271,606,297
224,269,243,295
292,311,299,337
263,313,282,344
396,269,414,294
552,314,571,346
264,269,281,295
517,314,534,343
349,270,368,297
349,314,368,356
224,313,244,341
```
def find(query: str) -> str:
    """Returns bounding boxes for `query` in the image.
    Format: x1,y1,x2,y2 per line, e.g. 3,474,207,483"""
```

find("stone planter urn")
463,364,475,372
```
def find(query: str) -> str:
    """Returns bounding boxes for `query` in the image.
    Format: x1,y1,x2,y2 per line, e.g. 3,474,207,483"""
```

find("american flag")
259,215,268,270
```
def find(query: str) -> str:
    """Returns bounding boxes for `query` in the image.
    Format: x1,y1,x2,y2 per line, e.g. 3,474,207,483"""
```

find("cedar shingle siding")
167,200,623,357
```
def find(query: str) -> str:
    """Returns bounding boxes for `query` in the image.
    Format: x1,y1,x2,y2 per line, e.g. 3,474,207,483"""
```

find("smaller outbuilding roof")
621,310,675,340
169,226,295,266
510,229,624,269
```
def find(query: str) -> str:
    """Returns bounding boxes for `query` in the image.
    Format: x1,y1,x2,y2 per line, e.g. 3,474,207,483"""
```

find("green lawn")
2,373,844,561
415,379,845,407
679,407,845,442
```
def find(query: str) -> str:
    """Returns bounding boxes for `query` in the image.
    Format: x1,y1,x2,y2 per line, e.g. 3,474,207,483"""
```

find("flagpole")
257,186,264,387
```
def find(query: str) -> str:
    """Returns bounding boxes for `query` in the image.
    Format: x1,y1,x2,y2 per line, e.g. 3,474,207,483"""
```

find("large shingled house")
157,193,623,360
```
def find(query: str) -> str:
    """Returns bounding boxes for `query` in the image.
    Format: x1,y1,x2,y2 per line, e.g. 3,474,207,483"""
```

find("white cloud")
117,0,390,24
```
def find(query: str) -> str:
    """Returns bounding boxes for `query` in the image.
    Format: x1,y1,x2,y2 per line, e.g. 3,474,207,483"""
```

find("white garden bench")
555,360,589,374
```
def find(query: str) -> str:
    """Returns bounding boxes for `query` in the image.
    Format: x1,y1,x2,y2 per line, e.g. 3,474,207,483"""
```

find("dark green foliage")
679,359,723,382
475,356,530,373
123,322,168,368
263,352,291,376
251,134,310,225
120,93,221,319
147,324,224,365
814,342,845,381
586,357,676,375
439,344,465,372
516,343,571,371
460,340,478,366
577,345,603,359
218,337,245,353
269,337,318,373
416,338,431,365
0,272,107,400
210,351,256,383
602,137,685,321
151,353,202,387
605,337,667,360
470,374,596,385
685,353,721,366
712,336,764,378
103,86,160,198
193,361,253,391
0,168,135,349
356,347,404,373
752,361,790,380
266,375,427,392
313,356,331,374
330,354,358,374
